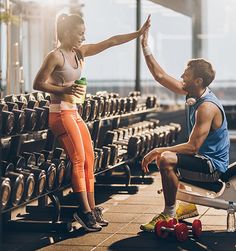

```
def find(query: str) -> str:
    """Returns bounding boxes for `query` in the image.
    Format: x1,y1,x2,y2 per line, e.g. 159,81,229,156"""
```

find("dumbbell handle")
160,226,175,233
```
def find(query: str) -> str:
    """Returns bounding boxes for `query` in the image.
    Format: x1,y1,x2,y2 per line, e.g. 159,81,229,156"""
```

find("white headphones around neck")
186,88,209,106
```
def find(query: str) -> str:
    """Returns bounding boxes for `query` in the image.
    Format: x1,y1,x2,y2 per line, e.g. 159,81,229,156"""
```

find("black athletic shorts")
175,154,222,183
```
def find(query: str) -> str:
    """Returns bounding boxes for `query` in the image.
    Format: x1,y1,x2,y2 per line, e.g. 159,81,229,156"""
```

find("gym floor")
2,158,236,251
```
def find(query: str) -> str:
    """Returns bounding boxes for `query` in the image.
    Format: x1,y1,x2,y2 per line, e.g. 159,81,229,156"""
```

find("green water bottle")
74,77,87,104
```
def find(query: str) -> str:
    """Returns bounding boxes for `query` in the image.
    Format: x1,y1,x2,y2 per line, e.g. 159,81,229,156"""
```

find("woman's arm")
78,15,151,57
33,51,83,97
141,28,186,95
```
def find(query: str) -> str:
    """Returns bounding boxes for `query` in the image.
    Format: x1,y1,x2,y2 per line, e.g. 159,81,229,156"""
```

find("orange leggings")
49,110,94,192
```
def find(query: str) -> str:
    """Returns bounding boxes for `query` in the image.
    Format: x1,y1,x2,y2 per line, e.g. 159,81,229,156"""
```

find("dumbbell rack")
0,106,160,241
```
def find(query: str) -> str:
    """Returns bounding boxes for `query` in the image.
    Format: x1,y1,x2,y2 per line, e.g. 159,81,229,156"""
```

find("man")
140,25,230,232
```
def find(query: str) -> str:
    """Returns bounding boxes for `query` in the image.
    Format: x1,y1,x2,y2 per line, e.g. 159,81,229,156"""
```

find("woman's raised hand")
138,15,151,36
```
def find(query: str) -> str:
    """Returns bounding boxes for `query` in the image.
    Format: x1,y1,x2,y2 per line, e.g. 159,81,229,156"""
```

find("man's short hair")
187,58,215,87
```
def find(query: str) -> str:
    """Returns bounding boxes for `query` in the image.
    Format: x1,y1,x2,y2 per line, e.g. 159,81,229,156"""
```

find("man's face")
181,67,196,93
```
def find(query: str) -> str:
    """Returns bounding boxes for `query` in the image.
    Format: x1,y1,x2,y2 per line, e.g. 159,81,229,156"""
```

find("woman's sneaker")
93,206,109,227
73,211,102,232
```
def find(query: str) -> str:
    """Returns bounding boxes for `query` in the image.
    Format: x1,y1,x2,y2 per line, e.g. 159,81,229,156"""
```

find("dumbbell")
5,94,28,111
63,159,72,185
100,146,111,170
146,95,157,109
0,160,24,207
25,93,39,109
16,94,28,105
169,122,182,142
23,108,37,132
93,95,104,119
11,154,46,197
105,131,142,158
94,148,103,173
5,101,26,134
32,106,47,130
118,97,127,115
23,152,55,191
0,102,15,135
32,91,50,107
43,92,51,102
125,97,133,113
88,98,98,121
155,219,189,242
0,177,11,210
101,95,111,117
10,155,35,201
50,158,66,188
93,151,99,173
187,219,202,238
82,99,91,122
77,103,83,117
43,148,66,188
107,144,128,166
128,91,141,97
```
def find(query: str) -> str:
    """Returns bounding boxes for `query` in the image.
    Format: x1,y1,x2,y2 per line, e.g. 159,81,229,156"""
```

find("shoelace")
87,211,97,225
150,213,167,224
94,207,104,220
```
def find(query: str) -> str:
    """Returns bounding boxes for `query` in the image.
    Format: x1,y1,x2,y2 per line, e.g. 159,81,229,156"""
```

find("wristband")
142,46,152,56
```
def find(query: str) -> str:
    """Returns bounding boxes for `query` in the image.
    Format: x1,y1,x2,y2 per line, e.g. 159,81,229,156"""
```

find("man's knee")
159,151,177,172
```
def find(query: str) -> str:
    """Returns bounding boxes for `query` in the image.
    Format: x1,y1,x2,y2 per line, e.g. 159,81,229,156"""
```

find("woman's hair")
57,14,84,43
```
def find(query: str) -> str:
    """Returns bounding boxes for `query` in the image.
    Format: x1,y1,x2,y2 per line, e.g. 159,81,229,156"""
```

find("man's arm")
142,102,216,170
141,28,186,95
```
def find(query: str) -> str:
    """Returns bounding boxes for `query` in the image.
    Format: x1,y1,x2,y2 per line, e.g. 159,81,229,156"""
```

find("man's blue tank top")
186,90,230,173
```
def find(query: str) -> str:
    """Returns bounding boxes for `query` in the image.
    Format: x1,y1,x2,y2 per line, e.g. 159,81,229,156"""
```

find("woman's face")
66,24,85,48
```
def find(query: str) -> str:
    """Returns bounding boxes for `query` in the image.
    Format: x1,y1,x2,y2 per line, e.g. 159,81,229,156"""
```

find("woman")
33,13,151,232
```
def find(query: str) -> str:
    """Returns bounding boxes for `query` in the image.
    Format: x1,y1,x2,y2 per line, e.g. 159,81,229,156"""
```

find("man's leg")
140,151,179,232
159,151,179,216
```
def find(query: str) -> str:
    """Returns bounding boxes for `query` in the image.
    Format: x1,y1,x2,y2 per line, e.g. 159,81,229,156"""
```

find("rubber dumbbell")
10,156,37,201
105,131,142,158
82,99,91,122
15,168,35,202
32,91,50,107
155,219,189,242
50,158,66,188
108,144,127,165
0,160,24,207
33,152,46,166
119,97,127,115
128,91,141,97
23,108,37,132
0,102,15,135
187,219,202,238
94,148,103,173
63,159,72,185
0,177,11,210
21,152,47,195
25,93,39,109
5,101,26,134
93,95,104,119
18,153,46,196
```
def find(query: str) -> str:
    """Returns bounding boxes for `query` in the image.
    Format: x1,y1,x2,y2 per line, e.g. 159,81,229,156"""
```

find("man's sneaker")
176,203,199,220
140,213,170,232
93,206,109,227
73,211,102,232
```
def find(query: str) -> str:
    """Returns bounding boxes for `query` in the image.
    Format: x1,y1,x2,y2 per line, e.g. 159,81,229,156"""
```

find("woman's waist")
49,99,77,112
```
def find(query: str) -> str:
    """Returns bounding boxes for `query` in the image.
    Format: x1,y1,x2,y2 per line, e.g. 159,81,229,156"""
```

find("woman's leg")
76,115,95,210
76,115,108,226
49,111,91,213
